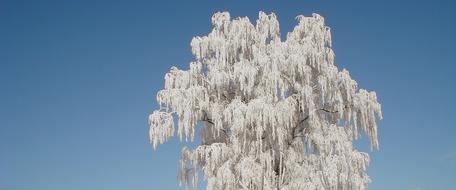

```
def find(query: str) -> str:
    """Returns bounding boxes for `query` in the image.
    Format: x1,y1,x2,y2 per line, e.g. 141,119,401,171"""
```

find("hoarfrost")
149,11,382,190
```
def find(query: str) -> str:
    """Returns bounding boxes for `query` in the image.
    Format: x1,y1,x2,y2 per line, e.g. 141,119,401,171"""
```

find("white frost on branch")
149,11,382,190
149,111,174,149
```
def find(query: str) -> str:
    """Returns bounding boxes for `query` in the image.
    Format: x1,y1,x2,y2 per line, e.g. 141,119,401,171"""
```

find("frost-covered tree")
149,11,382,190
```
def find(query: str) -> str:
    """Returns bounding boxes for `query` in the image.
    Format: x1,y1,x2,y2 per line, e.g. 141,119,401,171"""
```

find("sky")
1,0,455,189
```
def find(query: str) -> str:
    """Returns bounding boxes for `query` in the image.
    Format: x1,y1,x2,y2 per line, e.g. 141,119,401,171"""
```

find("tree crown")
149,11,382,190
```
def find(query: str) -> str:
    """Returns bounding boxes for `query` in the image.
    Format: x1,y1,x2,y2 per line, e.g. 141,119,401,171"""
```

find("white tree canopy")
149,11,382,190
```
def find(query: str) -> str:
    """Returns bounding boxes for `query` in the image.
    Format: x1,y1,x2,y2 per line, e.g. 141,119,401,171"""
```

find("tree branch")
202,115,215,125
292,104,351,142
202,112,230,139
319,108,339,113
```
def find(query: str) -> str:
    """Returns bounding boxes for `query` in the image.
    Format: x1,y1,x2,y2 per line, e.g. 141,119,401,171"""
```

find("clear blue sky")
1,0,455,189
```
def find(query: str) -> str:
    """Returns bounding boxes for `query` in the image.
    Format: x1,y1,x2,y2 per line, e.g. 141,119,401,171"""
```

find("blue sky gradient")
1,0,455,189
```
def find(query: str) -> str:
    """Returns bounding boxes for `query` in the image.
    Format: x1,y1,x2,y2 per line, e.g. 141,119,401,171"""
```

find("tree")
149,11,382,190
